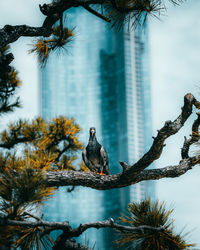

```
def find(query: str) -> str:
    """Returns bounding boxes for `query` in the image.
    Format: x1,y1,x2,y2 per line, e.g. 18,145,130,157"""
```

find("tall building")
41,8,155,249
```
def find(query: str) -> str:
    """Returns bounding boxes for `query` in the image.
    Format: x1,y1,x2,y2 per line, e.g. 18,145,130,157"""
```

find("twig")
181,112,200,159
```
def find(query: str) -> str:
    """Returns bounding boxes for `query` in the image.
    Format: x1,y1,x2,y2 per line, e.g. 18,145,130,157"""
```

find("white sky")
1,0,200,247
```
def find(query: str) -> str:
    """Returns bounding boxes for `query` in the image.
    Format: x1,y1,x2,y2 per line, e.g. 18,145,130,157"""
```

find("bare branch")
181,112,200,159
135,158,197,182
0,0,169,49
128,93,197,175
0,213,70,231
0,25,51,49
70,218,164,238
45,156,198,190
0,136,32,149
0,0,103,48
0,213,164,237
43,93,200,190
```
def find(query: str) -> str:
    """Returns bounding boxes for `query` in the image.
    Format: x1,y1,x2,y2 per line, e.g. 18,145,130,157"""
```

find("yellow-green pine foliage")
0,116,83,171
0,116,83,248
0,167,55,248
30,26,74,66
116,198,195,249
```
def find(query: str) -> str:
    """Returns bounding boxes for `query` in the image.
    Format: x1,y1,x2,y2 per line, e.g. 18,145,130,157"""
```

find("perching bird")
82,127,110,175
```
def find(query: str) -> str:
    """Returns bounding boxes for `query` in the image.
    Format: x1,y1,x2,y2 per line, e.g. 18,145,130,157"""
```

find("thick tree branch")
43,94,200,190
119,93,200,176
0,136,31,149
0,94,198,190
0,0,103,49
0,25,51,49
45,156,198,189
128,93,197,175
0,0,163,49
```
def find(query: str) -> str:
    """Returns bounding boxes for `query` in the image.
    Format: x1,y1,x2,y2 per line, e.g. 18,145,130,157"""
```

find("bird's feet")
98,171,106,176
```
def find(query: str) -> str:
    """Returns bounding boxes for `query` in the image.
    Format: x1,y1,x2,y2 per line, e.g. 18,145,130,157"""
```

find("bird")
82,127,110,175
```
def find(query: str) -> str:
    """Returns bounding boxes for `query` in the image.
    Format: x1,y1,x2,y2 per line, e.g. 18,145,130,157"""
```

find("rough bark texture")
44,94,200,190
0,213,164,238
45,157,197,189
0,0,108,49
181,112,200,159
0,1,197,249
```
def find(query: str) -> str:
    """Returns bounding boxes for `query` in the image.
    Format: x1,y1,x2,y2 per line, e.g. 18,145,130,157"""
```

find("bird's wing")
100,146,110,175
82,148,95,172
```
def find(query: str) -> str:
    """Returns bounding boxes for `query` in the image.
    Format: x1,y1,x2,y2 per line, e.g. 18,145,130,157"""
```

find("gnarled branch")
0,213,164,237
0,0,169,49
43,93,200,190
181,112,200,159
45,157,198,189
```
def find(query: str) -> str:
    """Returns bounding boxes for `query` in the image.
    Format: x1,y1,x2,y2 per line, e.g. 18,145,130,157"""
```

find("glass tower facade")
41,8,155,250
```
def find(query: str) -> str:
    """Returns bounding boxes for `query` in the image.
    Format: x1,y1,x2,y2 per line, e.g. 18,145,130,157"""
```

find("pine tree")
0,0,198,249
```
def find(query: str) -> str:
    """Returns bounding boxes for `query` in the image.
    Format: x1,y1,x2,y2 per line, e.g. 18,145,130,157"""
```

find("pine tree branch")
127,93,199,175
70,218,164,237
0,25,52,49
0,213,70,230
0,0,103,49
0,94,198,190
0,136,32,149
45,157,198,189
43,93,200,190
0,213,164,236
181,112,200,159
0,0,170,49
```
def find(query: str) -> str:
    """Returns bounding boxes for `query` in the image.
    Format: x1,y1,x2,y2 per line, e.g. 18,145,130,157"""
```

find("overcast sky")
1,0,200,247
149,1,200,246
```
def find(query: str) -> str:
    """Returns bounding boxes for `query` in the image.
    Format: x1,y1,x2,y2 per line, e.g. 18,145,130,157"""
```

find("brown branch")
0,94,197,190
0,0,105,49
0,0,160,49
0,25,51,49
44,93,200,190
70,218,164,238
0,213,164,238
181,112,200,159
128,93,197,175
0,136,31,149
134,158,197,182
0,213,70,231
45,156,198,190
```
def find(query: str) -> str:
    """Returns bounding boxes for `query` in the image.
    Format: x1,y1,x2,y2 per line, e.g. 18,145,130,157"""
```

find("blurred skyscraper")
41,8,155,249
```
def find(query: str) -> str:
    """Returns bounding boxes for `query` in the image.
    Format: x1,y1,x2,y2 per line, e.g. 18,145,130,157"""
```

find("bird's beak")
90,129,95,136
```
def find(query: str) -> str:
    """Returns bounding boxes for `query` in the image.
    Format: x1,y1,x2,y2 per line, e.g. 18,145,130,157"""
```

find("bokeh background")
0,0,200,247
